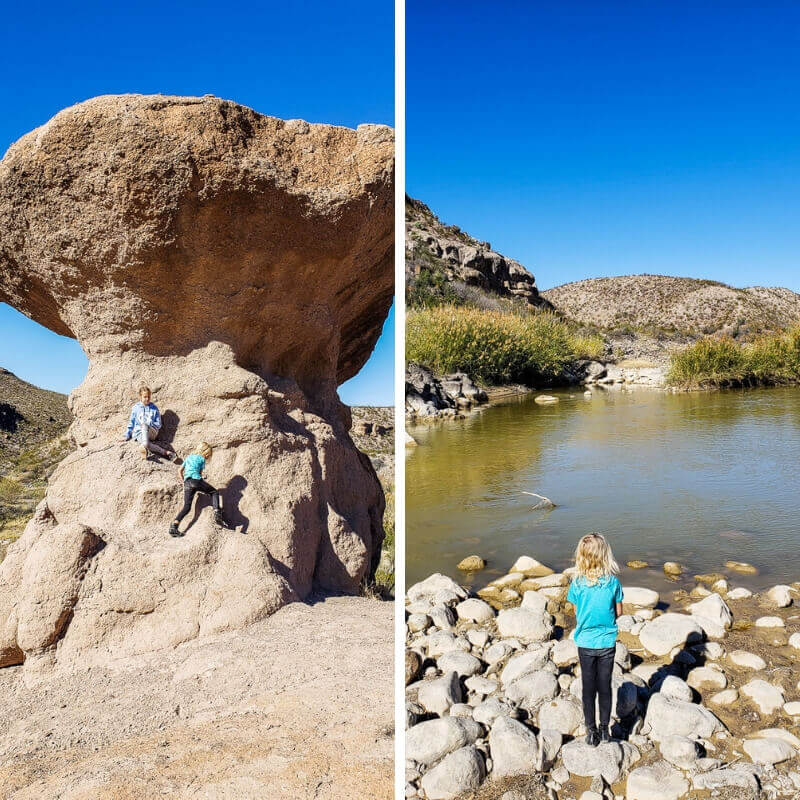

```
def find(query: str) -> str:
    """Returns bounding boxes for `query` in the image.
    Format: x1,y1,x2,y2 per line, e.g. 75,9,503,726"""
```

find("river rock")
428,631,471,658
560,740,638,784
627,560,649,569
520,590,549,615
509,556,554,578
691,766,761,796
505,670,559,710
663,562,683,576
429,605,456,631
457,556,486,572
639,613,704,656
0,95,394,668
766,584,793,607
755,615,785,628
418,672,463,716
473,697,516,726
627,760,688,800
741,679,785,714
419,746,486,799
408,574,468,606
406,651,422,685
438,651,483,678
659,735,701,769
536,696,583,735
534,394,558,405
500,650,550,687
465,675,498,697
789,632,800,650
687,665,727,691
659,675,693,703
623,587,659,609
496,607,553,642
454,599,494,626
727,587,753,600
729,650,767,670
406,718,483,766
742,737,795,765
726,561,758,574
643,693,724,740
407,613,430,633
711,688,739,706
688,592,733,633
488,716,540,778
551,638,578,667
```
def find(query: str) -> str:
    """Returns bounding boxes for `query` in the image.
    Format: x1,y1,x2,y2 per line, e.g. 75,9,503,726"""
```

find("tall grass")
407,305,605,385
668,327,800,387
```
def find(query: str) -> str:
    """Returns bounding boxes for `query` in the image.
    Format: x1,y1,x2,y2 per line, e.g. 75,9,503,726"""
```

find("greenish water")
406,386,800,594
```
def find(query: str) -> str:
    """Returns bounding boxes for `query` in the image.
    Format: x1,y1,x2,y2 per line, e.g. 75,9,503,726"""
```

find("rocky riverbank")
405,557,800,800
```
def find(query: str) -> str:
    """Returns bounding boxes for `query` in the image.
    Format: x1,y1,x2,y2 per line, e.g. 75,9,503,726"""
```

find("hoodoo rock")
0,94,394,669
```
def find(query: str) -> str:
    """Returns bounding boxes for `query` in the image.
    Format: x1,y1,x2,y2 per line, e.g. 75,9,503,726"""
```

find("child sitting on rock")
169,441,228,537
567,532,623,747
124,384,178,461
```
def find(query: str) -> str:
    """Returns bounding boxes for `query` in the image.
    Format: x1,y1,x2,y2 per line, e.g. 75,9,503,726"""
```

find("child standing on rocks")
124,384,178,461
169,442,227,536
567,533,623,747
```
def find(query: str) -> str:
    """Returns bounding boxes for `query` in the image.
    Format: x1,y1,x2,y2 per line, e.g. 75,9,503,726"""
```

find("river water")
406,386,800,594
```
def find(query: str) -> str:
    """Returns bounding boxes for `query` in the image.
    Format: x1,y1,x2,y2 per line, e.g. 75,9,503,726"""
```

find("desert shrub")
406,305,604,385
668,327,800,387
0,477,23,503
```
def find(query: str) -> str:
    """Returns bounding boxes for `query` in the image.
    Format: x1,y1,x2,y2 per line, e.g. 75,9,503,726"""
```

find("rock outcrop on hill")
543,275,800,336
0,94,394,669
406,197,551,309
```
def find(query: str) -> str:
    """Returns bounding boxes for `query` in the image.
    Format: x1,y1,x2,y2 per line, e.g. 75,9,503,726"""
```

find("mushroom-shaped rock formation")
0,95,394,669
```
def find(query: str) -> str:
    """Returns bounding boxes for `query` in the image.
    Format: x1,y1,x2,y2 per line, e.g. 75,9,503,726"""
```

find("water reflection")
407,386,800,593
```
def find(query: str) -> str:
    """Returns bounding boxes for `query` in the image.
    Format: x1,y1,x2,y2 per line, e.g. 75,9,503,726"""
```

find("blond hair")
197,441,213,459
138,383,151,397
574,533,619,584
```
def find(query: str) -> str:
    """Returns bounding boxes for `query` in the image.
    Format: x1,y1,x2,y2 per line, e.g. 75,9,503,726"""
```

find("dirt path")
0,596,393,799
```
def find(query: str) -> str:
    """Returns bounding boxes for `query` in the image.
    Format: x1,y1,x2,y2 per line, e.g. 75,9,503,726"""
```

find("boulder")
406,650,422,685
488,716,540,778
643,694,724,741
659,735,701,769
551,638,579,667
500,649,550,685
622,587,659,609
406,718,483,766
627,761,688,800
729,650,767,670
687,666,727,691
505,670,559,710
509,556,553,578
560,740,639,784
438,651,483,678
0,94,393,667
691,766,760,797
755,616,785,628
408,575,467,606
419,746,486,799
688,593,733,633
418,672,463,716
766,585,793,607
473,697,516,726
536,696,583,735
639,613,704,656
496,607,553,642
742,737,795,765
456,556,486,572
658,676,693,703
741,679,785,714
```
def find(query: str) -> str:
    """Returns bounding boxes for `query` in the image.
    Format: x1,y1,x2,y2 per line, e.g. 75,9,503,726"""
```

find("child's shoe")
585,728,600,747
599,726,612,743
168,522,182,538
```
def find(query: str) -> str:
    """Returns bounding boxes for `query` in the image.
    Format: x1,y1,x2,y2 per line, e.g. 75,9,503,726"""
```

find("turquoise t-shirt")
567,574,623,649
183,453,206,481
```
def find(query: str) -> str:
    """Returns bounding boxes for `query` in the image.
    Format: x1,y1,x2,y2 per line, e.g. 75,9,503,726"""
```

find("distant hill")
405,197,552,310
0,369,71,460
542,275,800,337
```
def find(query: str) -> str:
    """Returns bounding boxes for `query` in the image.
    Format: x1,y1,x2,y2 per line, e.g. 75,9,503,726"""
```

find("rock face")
405,197,552,308
0,94,394,668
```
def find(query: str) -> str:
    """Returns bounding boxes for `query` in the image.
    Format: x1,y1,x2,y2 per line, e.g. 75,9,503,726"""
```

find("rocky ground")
406,558,800,800
0,594,393,799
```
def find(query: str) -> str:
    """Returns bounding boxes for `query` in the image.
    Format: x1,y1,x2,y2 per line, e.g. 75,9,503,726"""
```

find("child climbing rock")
124,384,178,461
567,533,623,747
169,442,228,537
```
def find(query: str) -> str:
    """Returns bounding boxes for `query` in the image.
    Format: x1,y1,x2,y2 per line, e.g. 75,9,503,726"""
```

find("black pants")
175,478,220,523
578,645,615,731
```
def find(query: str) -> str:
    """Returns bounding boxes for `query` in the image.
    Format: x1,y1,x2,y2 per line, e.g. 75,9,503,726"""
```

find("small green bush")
406,305,605,385
0,477,23,503
667,327,800,387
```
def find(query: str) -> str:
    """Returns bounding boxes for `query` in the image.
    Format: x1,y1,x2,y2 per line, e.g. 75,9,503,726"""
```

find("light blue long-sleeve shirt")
125,402,162,440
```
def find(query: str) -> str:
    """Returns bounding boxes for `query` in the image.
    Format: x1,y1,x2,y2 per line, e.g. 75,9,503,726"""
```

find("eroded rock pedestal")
0,94,393,669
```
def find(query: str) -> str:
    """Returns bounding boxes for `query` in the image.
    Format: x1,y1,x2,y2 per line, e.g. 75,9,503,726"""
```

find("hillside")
405,196,552,310
0,368,71,459
542,275,800,336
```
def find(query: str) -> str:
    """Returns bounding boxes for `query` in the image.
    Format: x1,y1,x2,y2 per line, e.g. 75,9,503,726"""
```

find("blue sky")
0,0,393,404
408,1,800,291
